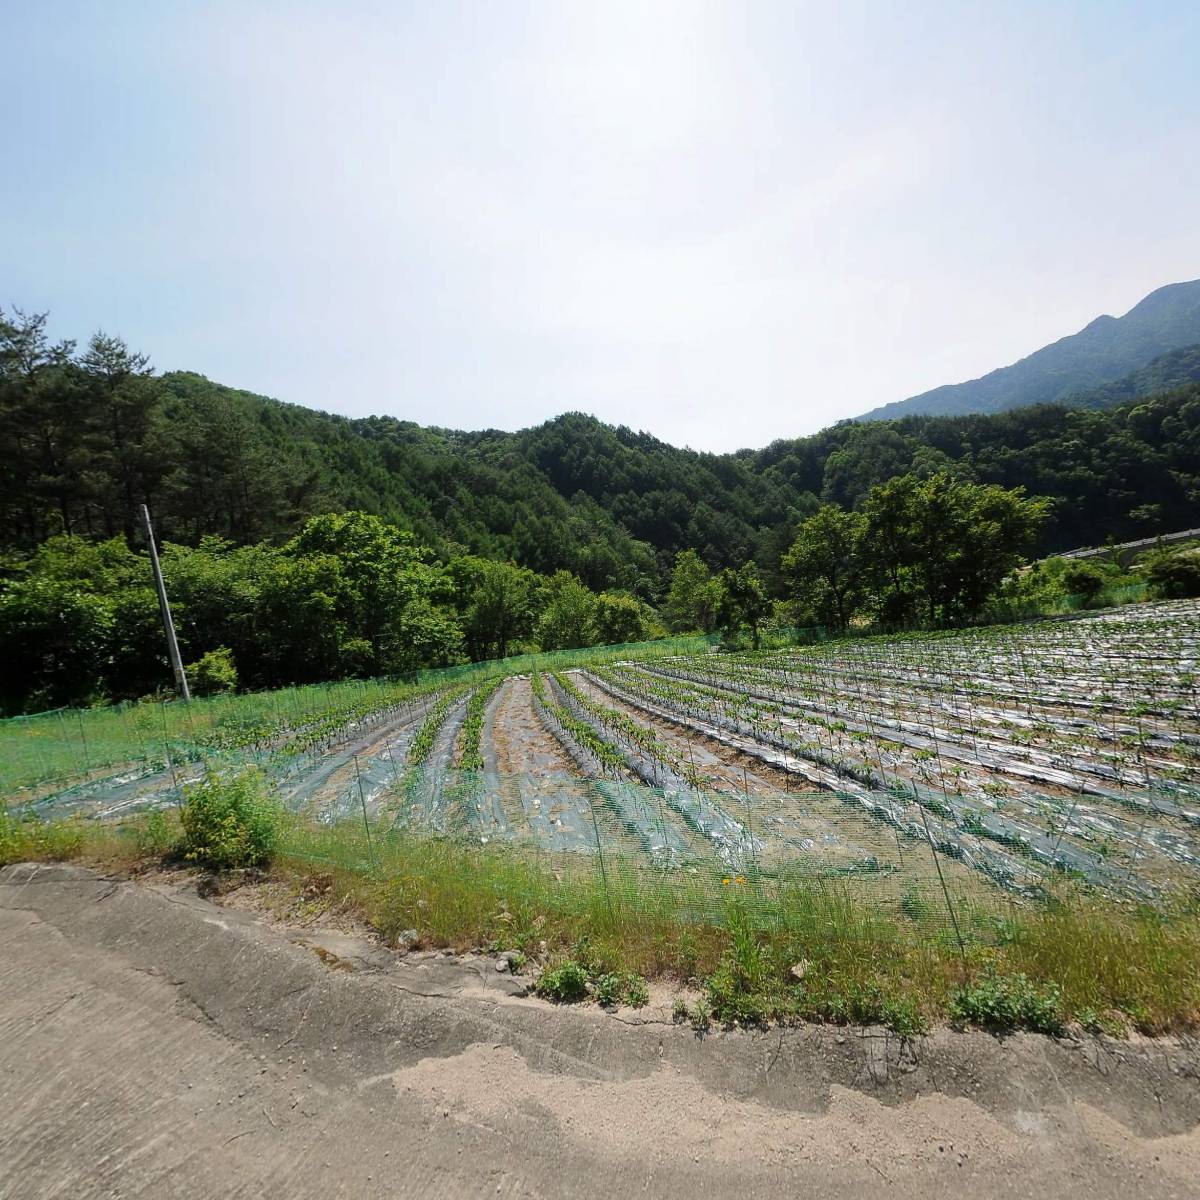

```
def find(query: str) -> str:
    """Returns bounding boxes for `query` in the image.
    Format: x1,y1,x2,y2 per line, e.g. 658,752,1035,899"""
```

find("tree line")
0,511,664,712
4,306,1198,600
3,305,1198,711
661,472,1048,638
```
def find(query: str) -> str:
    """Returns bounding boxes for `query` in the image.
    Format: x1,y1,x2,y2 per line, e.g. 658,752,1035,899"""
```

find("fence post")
587,784,614,922
354,753,378,870
912,783,966,964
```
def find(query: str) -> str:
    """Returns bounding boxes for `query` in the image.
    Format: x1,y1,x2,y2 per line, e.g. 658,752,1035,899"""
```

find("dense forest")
1,305,1197,710
3,307,1197,592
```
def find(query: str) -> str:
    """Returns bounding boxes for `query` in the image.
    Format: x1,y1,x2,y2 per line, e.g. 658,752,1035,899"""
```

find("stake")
139,504,190,702
76,709,92,777
354,753,378,869
913,783,966,965
587,788,614,921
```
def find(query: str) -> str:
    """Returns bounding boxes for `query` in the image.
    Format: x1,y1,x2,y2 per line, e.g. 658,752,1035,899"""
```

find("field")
5,601,1198,919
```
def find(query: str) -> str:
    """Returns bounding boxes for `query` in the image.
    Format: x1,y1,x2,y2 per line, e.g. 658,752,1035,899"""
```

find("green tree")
782,506,866,631
285,512,462,674
593,592,647,645
714,563,771,649
535,570,598,650
899,473,1047,623
860,475,919,627
663,549,718,632
446,556,536,661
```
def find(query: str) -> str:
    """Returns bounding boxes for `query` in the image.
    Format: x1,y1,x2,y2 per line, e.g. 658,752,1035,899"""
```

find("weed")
132,808,177,859
0,809,86,865
595,972,624,1007
881,995,927,1037
535,959,589,1003
950,971,1065,1035
705,906,783,1026
179,768,280,871
625,973,649,1008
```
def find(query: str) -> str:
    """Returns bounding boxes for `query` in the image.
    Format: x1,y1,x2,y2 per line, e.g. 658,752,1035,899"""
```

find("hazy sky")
4,2,1198,451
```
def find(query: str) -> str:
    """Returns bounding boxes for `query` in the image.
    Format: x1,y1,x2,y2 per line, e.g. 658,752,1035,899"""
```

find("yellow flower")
721,877,731,886
736,875,746,885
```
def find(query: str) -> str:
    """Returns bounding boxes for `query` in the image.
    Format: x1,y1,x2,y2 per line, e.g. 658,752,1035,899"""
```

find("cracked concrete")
1,863,1198,1198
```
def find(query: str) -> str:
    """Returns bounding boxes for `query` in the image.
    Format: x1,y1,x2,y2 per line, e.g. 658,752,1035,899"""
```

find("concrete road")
1,863,1198,1199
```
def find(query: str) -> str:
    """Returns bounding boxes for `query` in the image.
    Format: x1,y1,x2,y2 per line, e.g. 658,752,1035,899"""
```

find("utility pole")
139,503,190,701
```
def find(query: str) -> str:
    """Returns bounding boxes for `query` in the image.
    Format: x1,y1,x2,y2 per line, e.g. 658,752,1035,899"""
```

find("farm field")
5,600,1199,913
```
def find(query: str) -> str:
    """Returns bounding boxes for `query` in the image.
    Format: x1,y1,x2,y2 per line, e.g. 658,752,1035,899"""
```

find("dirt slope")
1,864,1198,1199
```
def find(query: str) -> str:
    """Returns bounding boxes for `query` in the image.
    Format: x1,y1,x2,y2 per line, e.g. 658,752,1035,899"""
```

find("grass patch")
0,806,87,865
6,808,1200,1034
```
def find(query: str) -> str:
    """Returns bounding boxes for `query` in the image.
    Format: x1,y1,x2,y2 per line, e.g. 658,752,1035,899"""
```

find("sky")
3,1,1199,452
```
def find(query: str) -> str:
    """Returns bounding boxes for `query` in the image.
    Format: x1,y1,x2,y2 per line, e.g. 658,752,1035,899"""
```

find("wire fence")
5,601,1197,938
0,634,719,800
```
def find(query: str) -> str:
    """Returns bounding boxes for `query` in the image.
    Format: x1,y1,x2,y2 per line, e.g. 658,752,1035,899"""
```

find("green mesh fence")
5,603,1198,921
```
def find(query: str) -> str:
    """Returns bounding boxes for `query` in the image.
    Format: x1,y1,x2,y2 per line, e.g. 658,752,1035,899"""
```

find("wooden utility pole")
139,503,190,701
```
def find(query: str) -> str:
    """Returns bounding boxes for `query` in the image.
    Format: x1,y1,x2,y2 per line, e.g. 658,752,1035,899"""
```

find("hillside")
858,280,1200,421
2,308,1198,598
1059,342,1200,410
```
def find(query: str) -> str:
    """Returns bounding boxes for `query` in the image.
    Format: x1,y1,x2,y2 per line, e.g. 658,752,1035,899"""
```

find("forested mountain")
1059,343,1200,410
2,307,1198,600
859,280,1200,422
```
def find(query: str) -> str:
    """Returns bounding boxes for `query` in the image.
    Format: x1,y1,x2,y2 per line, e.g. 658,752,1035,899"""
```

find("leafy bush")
1060,561,1109,606
1144,548,1200,599
187,647,238,695
535,958,589,1003
594,971,650,1008
179,768,279,870
949,971,1065,1035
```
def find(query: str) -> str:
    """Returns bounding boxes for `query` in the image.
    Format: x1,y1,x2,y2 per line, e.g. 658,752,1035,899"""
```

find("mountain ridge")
857,279,1200,422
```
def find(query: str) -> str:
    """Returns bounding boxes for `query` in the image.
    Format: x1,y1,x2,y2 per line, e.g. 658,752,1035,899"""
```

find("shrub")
1060,561,1109,606
186,647,238,695
949,971,1065,1035
1144,549,1200,599
179,768,279,870
535,958,589,1003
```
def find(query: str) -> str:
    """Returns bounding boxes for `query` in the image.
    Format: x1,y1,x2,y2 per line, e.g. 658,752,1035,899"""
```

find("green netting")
5,603,1198,921
0,634,717,799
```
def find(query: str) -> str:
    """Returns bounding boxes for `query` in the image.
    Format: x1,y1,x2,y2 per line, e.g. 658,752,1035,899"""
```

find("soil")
2,862,1198,1199
486,676,577,777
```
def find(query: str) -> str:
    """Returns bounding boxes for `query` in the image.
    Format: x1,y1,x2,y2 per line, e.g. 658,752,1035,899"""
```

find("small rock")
495,958,510,973
397,928,419,948
836,1035,846,1045
790,959,811,981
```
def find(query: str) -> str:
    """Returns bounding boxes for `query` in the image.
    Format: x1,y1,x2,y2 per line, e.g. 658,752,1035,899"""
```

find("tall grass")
275,816,1200,1034
4,806,1197,1033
